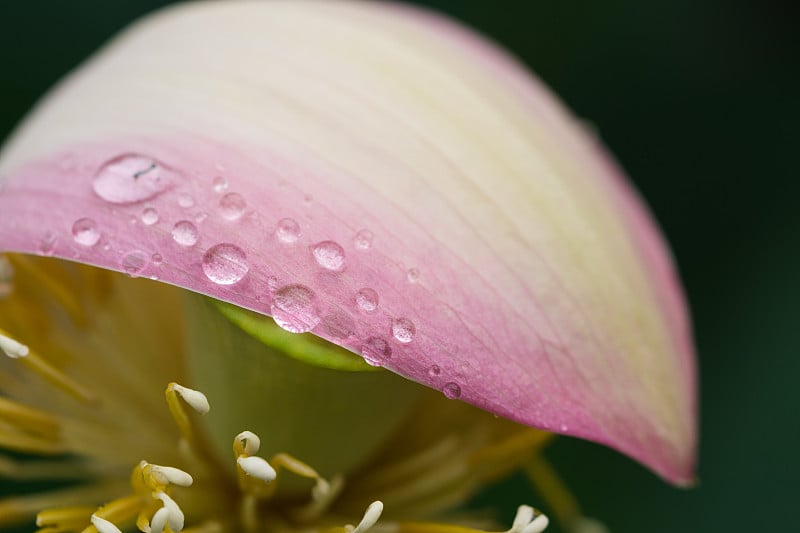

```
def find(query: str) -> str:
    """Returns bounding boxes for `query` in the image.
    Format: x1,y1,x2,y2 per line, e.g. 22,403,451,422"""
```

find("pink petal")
0,1,696,483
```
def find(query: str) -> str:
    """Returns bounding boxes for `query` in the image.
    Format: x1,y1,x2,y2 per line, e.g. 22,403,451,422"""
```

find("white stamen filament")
155,491,185,532
172,384,210,414
0,332,29,359
91,514,123,533
149,464,194,487
237,456,276,482
348,500,384,533
235,430,261,455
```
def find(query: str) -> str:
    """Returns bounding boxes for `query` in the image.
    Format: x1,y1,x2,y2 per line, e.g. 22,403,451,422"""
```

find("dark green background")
1,1,797,532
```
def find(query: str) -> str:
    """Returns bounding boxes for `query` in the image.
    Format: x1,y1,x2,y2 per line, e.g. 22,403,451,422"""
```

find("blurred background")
0,1,796,532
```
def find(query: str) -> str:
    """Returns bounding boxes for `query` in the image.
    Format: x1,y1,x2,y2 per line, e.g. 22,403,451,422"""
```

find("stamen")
1,328,95,402
0,396,60,438
149,506,170,533
233,430,261,456
237,456,276,483
148,464,194,488
0,422,64,455
155,491,185,533
7,255,86,324
165,382,209,446
91,514,123,533
508,506,549,533
37,506,96,529
0,255,13,298
347,500,384,533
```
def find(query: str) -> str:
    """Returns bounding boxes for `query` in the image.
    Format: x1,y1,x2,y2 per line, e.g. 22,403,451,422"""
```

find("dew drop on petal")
202,243,249,285
178,193,195,208
93,154,172,204
392,317,416,343
407,268,420,283
275,218,300,243
312,241,345,271
39,232,57,256
361,336,392,367
151,253,163,265
141,207,159,225
353,229,373,250
355,288,379,312
443,382,462,400
270,284,320,333
171,220,199,246
72,218,100,247
428,365,441,377
219,192,246,220
120,250,148,277
212,176,228,193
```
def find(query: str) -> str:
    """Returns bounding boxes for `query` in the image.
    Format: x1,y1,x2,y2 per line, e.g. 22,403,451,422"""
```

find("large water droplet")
312,241,345,271
275,218,300,244
353,229,373,250
93,155,172,204
141,207,159,225
177,193,195,208
219,192,246,220
72,218,100,247
442,382,461,399
120,250,148,277
270,284,320,333
171,220,199,246
392,317,416,343
212,176,228,193
361,336,392,367
355,288,379,312
202,243,249,285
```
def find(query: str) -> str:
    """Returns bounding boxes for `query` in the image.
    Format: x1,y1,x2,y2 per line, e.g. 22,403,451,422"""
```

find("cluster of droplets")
79,155,459,399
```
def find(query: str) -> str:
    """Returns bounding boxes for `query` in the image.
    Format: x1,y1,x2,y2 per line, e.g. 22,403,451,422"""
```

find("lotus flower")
0,2,696,532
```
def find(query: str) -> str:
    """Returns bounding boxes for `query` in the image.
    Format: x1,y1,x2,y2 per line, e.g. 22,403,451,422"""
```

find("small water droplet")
407,268,420,283
353,229,373,250
428,365,441,377
355,288,379,312
38,232,57,256
93,154,172,204
270,284,320,333
392,317,416,343
361,336,392,367
267,276,279,291
72,218,100,247
177,193,195,208
120,250,148,277
151,253,163,265
443,382,461,399
275,218,300,243
202,243,249,285
312,241,345,271
171,220,199,246
219,192,246,220
212,176,228,193
141,207,159,225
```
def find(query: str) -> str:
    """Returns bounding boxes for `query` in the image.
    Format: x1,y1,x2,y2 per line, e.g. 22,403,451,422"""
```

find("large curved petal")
0,1,696,483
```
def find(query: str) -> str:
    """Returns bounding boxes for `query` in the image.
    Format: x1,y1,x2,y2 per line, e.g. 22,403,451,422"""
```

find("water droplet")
202,243,249,285
355,288,379,312
312,241,345,271
141,208,159,225
93,154,172,204
443,382,461,399
171,220,199,246
72,218,100,247
270,284,320,333
212,176,228,193
120,251,148,277
219,192,246,220
151,253,163,265
177,193,195,208
407,268,420,283
275,218,300,243
428,365,441,377
38,232,57,256
392,318,416,343
353,229,373,250
361,336,392,367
